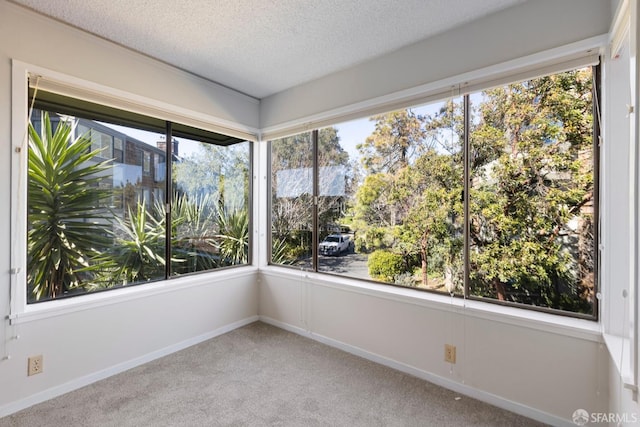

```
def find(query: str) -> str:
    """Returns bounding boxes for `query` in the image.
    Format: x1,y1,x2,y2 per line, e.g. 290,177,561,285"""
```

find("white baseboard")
258,315,573,427
0,315,259,418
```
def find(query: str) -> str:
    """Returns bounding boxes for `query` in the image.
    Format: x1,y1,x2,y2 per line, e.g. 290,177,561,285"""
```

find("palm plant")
108,200,166,285
215,207,249,266
162,193,219,274
271,236,293,265
27,112,112,301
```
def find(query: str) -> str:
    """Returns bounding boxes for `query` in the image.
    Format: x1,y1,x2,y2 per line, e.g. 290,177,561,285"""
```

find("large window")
269,66,598,318
270,132,314,269
172,137,250,275
26,91,251,303
467,68,597,314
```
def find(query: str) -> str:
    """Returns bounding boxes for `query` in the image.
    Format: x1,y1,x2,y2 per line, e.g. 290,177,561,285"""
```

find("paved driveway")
318,252,370,280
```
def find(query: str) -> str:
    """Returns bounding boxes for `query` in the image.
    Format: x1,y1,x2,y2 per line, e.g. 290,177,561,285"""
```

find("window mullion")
165,121,173,279
312,129,319,272
463,94,471,300
592,64,601,320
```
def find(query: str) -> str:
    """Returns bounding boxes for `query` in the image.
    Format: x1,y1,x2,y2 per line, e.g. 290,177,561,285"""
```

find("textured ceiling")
13,0,526,99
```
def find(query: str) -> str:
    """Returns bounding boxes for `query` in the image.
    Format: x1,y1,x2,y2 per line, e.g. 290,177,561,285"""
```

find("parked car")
319,234,353,256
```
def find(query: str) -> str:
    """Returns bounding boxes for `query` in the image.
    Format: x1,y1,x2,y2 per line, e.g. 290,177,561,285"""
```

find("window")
172,137,250,275
142,150,151,176
270,132,313,269
467,68,597,314
25,90,252,304
154,153,164,182
114,137,124,163
269,66,598,318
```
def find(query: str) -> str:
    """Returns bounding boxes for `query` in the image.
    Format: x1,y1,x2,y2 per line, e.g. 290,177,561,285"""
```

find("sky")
100,98,455,164
329,100,453,163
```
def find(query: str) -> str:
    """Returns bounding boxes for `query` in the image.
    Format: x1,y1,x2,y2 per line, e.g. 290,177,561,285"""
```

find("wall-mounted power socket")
444,344,456,364
27,355,43,376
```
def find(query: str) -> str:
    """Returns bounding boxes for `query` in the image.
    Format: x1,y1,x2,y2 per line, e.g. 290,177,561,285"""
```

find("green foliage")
394,272,418,288
27,112,112,301
271,237,294,265
171,141,250,272
358,110,426,174
107,201,166,285
173,142,250,211
468,69,595,312
28,113,252,299
271,127,353,265
367,250,405,282
215,208,249,266
349,69,595,313
169,193,218,274
353,101,464,291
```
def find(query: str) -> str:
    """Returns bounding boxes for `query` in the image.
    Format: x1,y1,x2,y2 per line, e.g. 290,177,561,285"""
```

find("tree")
468,69,594,312
27,112,112,300
174,142,250,212
354,111,428,255
353,105,463,290
270,128,353,263
349,68,595,313
358,110,426,174
270,132,313,249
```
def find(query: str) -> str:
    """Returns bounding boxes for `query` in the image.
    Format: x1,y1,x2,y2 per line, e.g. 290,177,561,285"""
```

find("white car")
319,234,353,256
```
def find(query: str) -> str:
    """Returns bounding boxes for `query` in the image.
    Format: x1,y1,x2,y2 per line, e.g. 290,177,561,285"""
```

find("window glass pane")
325,100,464,293
270,132,313,269
171,138,251,274
114,137,124,162
142,150,151,175
468,68,595,314
154,153,163,183
27,109,166,303
316,127,354,264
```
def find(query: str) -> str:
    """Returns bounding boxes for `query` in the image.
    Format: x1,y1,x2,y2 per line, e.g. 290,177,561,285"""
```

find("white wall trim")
260,268,602,342
258,315,575,427
0,315,259,418
260,35,607,140
604,333,635,387
610,0,631,58
11,267,258,325
14,60,259,141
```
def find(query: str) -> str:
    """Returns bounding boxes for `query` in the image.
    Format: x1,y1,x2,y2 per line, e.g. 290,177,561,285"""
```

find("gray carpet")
1,322,545,426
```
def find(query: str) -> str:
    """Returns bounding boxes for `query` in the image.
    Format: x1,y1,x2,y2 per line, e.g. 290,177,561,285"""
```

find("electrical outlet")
444,344,456,364
27,355,43,376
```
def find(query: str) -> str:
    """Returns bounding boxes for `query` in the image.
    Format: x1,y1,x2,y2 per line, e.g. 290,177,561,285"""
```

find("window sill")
11,266,258,325
259,266,603,342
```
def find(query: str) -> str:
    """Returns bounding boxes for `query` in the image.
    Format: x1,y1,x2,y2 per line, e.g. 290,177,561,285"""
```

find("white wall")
0,1,260,416
0,2,259,130
258,270,608,425
260,0,612,130
609,355,640,426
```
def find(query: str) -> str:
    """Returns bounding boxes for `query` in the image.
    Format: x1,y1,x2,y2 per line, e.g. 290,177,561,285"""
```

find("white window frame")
590,0,640,396
9,61,259,324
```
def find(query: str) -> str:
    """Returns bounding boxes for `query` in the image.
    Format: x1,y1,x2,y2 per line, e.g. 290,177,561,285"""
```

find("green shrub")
368,250,405,282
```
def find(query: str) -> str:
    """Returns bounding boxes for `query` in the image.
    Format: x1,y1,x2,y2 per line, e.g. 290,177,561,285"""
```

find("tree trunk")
493,277,506,301
421,229,428,287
